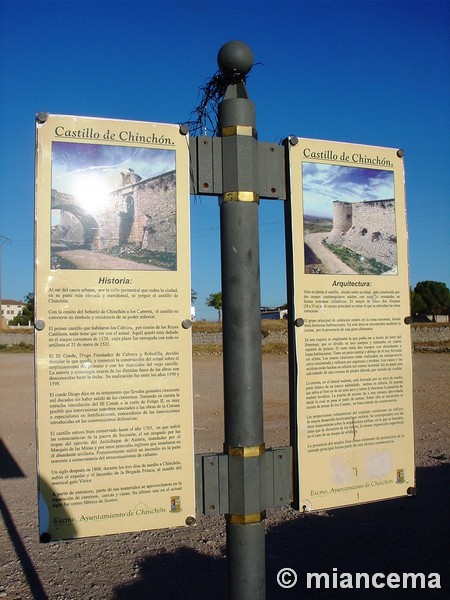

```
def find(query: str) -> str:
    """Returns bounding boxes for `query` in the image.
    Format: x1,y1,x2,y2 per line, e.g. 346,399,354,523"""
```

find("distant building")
1,299,25,322
261,308,288,320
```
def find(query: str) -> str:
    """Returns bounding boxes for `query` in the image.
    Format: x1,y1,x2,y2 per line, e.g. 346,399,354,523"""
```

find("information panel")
35,114,195,540
286,138,414,511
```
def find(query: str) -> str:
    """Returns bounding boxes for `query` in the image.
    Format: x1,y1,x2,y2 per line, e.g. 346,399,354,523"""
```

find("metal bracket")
195,446,292,515
189,137,286,200
257,141,286,200
190,136,223,196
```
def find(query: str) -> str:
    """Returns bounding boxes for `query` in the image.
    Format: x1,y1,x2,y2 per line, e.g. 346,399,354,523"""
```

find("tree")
413,281,450,321
205,292,222,322
10,292,34,326
410,288,427,316
191,289,198,304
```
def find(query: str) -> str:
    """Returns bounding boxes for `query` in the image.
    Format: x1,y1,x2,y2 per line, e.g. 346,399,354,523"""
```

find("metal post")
217,42,266,599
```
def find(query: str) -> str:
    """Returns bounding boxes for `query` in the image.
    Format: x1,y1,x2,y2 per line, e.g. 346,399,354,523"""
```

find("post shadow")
0,438,48,599
0,437,25,478
1,448,78,600
113,546,226,600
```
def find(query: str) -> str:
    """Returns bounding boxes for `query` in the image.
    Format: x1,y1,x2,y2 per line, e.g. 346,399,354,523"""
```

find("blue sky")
302,164,395,217
51,142,175,223
52,142,174,195
0,0,449,320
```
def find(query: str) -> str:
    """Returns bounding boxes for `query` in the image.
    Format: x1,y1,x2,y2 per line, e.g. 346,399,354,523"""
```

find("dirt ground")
53,249,165,271
1,353,449,599
304,232,356,275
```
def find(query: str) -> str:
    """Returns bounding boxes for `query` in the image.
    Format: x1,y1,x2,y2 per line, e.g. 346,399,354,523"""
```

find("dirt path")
1,353,449,598
54,249,166,271
304,231,356,274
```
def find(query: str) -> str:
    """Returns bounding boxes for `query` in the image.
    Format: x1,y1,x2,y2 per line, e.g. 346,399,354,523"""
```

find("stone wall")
331,201,353,233
0,330,34,345
107,170,176,253
327,199,397,268
411,323,450,345
192,331,223,345
54,170,176,254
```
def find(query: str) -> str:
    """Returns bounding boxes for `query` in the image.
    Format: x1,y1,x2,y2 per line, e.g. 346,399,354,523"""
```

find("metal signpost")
191,41,292,600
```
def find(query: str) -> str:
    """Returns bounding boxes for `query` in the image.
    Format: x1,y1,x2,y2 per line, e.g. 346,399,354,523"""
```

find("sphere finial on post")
217,41,254,78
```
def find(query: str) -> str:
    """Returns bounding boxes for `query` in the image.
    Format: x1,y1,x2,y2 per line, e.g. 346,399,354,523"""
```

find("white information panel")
286,138,414,511
35,114,195,540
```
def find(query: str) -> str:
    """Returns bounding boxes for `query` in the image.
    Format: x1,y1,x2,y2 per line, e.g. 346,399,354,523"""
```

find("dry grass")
192,344,223,355
0,326,34,333
192,321,222,333
261,319,288,336
192,319,288,354
0,327,34,352
0,341,34,353
193,319,288,334
261,342,288,354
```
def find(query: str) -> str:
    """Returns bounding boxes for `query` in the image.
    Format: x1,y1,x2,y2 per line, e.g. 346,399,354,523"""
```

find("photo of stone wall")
326,199,397,270
50,142,177,271
302,162,398,275
81,169,177,253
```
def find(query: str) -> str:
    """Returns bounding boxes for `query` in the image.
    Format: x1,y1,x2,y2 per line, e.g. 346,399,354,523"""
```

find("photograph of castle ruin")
302,163,398,275
50,141,177,270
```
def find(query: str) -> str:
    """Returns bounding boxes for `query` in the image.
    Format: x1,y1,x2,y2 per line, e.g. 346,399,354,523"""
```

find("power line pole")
0,235,12,322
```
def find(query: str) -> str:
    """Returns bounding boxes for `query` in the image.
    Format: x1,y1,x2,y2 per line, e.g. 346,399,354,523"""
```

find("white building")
1,299,25,323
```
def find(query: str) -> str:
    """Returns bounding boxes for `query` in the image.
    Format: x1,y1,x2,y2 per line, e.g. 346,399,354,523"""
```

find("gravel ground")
1,353,449,599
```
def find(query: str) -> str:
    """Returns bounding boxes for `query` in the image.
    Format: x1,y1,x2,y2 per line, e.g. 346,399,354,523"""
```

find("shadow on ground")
0,437,25,479
113,463,449,599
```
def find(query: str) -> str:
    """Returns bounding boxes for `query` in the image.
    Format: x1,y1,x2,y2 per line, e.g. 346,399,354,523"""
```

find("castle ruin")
326,199,397,269
51,169,176,255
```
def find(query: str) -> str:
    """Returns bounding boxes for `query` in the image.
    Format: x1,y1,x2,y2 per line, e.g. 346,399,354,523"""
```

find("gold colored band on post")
221,125,256,137
227,444,265,458
222,191,260,203
228,511,266,525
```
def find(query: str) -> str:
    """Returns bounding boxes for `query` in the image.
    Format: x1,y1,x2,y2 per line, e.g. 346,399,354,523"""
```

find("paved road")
54,248,166,270
304,232,356,274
